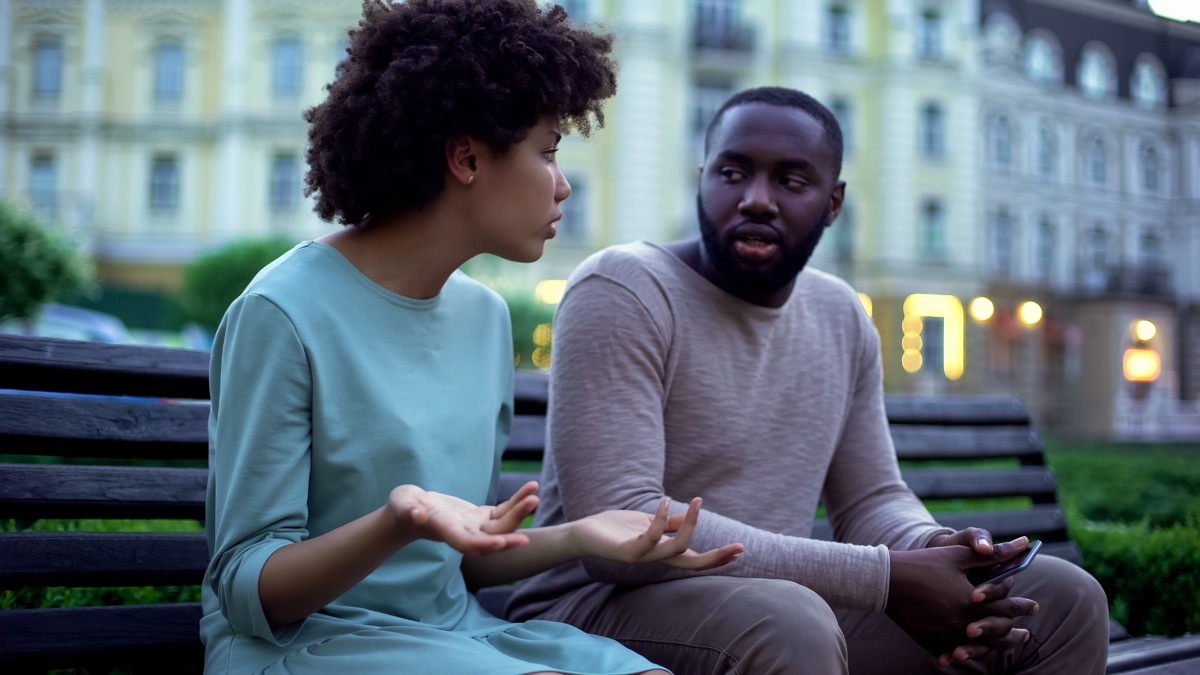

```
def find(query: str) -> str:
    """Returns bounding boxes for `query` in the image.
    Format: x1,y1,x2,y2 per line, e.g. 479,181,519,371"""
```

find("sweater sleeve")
205,293,313,644
821,309,954,552
548,273,895,613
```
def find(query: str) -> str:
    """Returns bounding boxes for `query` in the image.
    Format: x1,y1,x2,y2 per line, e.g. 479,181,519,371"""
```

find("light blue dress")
201,241,662,674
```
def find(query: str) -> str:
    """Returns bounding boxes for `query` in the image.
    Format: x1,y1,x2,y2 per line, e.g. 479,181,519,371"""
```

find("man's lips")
729,224,780,261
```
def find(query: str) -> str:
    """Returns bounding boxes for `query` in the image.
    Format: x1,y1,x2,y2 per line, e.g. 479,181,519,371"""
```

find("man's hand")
387,481,540,555
567,497,745,570
887,536,1039,666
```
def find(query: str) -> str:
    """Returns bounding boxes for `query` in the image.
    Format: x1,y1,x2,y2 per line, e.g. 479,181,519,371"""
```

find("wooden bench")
1,334,1197,673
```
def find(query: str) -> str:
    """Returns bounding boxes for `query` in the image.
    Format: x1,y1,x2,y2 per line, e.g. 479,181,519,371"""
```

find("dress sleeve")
549,274,894,613
821,309,954,551
205,293,313,644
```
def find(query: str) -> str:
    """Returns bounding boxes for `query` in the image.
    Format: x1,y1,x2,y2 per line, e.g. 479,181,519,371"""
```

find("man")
507,87,1109,674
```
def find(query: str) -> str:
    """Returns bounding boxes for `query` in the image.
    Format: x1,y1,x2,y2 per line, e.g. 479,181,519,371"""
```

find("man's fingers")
970,576,1016,603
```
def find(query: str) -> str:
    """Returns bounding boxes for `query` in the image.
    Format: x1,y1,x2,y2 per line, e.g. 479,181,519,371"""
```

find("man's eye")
719,168,746,181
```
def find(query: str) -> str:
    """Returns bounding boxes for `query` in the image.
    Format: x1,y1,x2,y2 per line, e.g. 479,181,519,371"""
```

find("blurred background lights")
1018,301,1043,327
1134,320,1157,343
534,279,567,305
1123,348,1162,383
1149,0,1200,22
969,297,995,322
857,293,873,318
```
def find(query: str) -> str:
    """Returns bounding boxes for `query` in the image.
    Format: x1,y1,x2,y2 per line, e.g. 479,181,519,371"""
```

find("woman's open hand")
568,497,744,570
387,481,540,556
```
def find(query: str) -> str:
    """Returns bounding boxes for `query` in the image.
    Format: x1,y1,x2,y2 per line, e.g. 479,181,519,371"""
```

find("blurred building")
2,0,1198,439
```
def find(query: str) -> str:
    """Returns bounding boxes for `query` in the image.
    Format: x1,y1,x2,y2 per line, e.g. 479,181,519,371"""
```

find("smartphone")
967,539,1043,586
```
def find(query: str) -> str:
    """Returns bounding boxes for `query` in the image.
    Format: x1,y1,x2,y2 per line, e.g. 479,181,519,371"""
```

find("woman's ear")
445,135,478,186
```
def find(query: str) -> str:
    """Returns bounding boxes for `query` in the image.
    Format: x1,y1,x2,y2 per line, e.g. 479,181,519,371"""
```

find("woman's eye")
544,148,559,160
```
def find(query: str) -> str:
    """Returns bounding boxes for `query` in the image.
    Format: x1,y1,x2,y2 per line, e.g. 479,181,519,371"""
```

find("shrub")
178,236,297,331
1048,442,1200,527
498,289,556,371
1072,513,1200,637
0,200,92,322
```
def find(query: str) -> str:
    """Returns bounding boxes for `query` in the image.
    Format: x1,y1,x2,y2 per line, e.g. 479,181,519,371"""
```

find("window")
982,12,1019,67
694,0,746,49
557,173,588,242
921,316,945,375
833,203,853,263
1086,137,1106,187
1024,34,1060,85
272,36,304,98
920,103,944,159
991,115,1013,169
1141,145,1159,194
830,97,852,153
149,155,180,212
1140,230,1162,270
154,39,185,103
1035,217,1055,281
1037,122,1057,178
1132,56,1165,110
692,79,734,159
269,153,300,212
1078,44,1113,100
32,36,63,100
1086,225,1109,273
992,209,1013,277
916,9,942,60
919,199,945,260
30,154,58,221
825,4,851,55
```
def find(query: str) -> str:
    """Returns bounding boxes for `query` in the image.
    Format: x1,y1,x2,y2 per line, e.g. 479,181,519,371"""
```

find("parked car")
0,303,133,344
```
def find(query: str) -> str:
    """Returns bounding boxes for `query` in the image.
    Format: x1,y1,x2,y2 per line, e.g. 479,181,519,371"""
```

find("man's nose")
739,175,778,220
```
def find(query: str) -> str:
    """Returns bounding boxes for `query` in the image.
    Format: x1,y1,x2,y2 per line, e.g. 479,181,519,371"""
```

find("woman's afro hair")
304,0,617,227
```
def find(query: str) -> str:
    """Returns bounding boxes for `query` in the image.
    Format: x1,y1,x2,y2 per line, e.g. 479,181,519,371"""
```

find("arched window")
1086,137,1106,187
1024,32,1061,85
1078,43,1115,100
153,38,185,103
919,198,945,260
992,208,1014,276
982,12,1019,67
1131,55,1166,110
1035,216,1055,282
992,115,1013,168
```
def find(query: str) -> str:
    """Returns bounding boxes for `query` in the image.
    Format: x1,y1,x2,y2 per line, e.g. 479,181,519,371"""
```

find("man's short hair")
704,86,844,178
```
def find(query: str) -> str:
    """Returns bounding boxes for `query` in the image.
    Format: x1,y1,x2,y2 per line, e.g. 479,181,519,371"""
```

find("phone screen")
967,540,1043,586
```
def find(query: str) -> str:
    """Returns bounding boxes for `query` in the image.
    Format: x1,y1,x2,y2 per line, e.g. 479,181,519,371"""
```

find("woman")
200,1,743,673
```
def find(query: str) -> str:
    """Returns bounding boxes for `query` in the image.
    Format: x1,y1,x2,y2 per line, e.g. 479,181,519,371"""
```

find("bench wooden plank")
0,532,207,589
0,335,209,400
0,603,204,668
901,467,1057,501
884,394,1029,425
0,395,208,459
0,464,207,520
891,426,1043,461
810,505,1071,544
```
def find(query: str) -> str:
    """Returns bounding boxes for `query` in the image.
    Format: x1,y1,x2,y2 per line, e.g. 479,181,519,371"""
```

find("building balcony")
692,20,756,53
1077,266,1174,299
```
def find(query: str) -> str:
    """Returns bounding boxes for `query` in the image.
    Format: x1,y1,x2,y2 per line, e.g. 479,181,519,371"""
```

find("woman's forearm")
259,506,417,629
460,523,578,589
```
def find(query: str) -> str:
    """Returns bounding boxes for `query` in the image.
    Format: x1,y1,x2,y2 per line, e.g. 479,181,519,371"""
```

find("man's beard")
697,194,831,300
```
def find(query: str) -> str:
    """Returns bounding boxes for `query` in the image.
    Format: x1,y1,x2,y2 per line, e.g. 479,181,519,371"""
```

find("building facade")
2,0,1198,439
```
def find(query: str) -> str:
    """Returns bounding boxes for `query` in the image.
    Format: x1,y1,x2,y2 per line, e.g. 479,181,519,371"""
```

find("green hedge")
1072,514,1200,637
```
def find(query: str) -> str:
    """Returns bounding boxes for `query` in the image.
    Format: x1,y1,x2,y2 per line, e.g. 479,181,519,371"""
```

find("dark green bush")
1071,513,1200,637
499,288,555,371
178,235,297,331
1048,442,1200,527
0,199,92,322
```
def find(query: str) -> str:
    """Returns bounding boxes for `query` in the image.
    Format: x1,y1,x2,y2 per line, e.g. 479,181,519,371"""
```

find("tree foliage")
0,200,92,322
179,236,297,331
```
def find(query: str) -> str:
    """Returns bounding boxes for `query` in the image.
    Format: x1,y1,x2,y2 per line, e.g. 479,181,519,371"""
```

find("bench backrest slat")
0,604,204,668
0,464,207,520
0,532,207,589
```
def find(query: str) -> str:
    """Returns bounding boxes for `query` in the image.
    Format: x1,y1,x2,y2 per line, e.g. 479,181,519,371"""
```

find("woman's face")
470,115,571,263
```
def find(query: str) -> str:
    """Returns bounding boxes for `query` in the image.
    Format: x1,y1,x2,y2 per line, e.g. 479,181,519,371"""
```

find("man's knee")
696,578,847,672
1021,555,1108,624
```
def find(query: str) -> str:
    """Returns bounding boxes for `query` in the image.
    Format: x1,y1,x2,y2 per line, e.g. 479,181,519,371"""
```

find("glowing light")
533,323,553,347
535,279,568,305
1017,301,1043,327
969,297,994,322
532,346,552,370
902,294,965,380
1123,348,1161,383
902,351,923,373
1149,0,1200,22
1133,320,1157,343
857,293,873,317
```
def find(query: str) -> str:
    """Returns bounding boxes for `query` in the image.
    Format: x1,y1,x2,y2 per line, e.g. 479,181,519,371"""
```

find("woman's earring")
467,175,475,185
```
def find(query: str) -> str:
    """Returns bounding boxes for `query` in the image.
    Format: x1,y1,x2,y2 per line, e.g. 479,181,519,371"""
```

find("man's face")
697,103,844,306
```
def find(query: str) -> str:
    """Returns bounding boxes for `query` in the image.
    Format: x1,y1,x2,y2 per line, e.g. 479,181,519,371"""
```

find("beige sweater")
508,242,951,621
